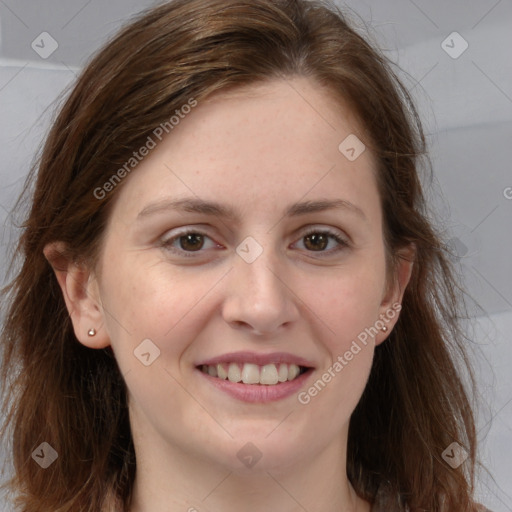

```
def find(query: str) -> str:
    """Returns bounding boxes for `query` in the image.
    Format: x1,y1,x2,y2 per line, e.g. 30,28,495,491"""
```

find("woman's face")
84,78,408,474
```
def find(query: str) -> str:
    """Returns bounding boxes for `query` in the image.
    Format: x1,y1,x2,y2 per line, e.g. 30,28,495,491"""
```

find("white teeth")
202,362,305,385
241,363,260,384
217,363,228,380
227,363,242,383
260,364,279,385
288,364,300,380
277,363,288,382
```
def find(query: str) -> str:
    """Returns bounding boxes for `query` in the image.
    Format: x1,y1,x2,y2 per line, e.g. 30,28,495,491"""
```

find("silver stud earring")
87,328,96,337
381,325,388,332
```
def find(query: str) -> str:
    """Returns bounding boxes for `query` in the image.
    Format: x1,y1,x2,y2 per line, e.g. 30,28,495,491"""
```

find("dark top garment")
370,482,493,512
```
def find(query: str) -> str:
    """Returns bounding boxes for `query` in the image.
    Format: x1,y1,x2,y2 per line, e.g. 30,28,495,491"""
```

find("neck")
128,424,370,512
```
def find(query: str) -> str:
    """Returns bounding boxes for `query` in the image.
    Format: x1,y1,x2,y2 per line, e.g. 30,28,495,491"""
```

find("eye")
161,229,222,257
293,227,349,255
160,226,349,259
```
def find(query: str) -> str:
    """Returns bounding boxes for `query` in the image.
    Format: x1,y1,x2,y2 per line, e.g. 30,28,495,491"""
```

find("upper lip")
196,351,315,368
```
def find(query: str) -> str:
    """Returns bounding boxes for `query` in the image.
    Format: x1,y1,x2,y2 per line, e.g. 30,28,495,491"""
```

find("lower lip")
196,368,314,403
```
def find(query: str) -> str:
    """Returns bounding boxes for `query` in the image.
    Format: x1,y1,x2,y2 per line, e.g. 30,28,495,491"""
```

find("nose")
221,245,300,336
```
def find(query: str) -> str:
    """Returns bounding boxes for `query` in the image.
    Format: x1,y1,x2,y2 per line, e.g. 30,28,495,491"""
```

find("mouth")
195,351,315,402
198,362,310,385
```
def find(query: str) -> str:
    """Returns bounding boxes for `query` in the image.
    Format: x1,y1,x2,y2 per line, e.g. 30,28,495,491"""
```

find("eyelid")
160,226,215,244
160,227,223,258
299,225,349,243
292,226,350,255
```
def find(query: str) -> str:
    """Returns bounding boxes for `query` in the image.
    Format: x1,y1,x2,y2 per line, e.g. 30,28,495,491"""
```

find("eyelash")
160,227,349,258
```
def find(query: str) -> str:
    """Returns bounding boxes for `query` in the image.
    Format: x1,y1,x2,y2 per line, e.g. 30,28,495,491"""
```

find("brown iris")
179,233,204,251
303,233,328,251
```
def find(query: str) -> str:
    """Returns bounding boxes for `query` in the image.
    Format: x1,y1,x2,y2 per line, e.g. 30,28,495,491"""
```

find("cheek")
295,272,381,425
305,260,387,347
98,258,215,424
294,287,377,447
102,255,179,330
99,255,223,366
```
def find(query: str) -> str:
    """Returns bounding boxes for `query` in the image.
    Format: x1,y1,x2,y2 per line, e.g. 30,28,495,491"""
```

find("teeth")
202,362,304,385
227,363,242,383
217,364,228,380
241,363,260,384
288,364,300,380
260,364,279,385
277,363,288,382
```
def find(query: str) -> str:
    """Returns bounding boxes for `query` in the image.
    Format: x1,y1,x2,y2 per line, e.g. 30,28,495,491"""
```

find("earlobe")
43,241,110,349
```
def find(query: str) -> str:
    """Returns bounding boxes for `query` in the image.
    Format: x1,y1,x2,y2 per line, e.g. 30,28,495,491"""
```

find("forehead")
107,77,380,224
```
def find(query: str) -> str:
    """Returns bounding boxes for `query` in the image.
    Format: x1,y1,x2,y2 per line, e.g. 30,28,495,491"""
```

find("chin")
199,430,312,475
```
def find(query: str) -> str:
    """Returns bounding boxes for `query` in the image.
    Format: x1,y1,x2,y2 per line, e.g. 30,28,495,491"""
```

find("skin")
46,77,413,511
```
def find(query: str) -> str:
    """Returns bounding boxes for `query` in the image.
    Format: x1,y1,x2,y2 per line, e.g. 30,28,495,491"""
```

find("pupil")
305,233,327,251
180,234,203,251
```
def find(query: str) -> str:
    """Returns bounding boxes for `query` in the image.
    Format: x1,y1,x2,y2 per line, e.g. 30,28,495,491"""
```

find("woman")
0,0,490,510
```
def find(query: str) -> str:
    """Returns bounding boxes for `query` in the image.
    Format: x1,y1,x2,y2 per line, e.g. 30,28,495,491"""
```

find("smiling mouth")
198,362,310,385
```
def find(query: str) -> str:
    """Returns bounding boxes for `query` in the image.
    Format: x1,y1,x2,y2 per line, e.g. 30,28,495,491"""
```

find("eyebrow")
136,197,367,222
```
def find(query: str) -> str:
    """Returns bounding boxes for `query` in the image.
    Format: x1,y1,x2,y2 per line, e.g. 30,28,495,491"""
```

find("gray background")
0,0,511,510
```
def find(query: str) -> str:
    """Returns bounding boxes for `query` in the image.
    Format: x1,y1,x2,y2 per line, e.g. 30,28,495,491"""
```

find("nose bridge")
241,249,281,299
236,237,285,306
222,234,299,334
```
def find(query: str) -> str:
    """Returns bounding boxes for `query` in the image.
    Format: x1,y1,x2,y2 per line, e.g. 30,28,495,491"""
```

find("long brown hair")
1,0,479,510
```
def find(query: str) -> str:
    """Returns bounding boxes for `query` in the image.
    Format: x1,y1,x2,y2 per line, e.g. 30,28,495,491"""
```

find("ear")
375,243,415,346
43,241,110,349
